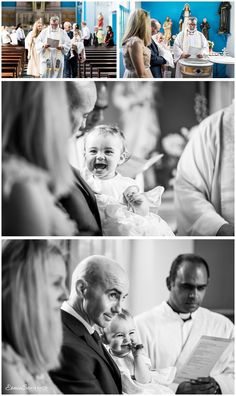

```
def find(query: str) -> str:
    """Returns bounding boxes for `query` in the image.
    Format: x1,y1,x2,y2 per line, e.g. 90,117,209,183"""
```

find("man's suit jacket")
148,39,166,78
60,167,102,236
50,311,122,394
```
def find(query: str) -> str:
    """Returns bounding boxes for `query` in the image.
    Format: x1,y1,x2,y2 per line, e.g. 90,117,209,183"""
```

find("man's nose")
189,288,197,298
80,118,87,131
111,299,122,314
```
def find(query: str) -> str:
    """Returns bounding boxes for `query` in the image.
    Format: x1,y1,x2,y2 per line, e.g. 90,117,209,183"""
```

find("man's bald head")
70,255,128,298
69,255,129,327
66,82,97,135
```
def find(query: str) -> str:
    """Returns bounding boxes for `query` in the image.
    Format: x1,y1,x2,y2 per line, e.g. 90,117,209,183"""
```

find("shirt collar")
61,301,94,334
164,301,198,321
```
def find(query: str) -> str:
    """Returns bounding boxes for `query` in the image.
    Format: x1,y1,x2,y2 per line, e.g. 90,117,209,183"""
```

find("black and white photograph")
2,80,234,236
2,238,234,394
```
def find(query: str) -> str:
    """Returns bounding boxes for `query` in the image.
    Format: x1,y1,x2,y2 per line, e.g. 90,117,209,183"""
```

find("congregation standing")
1,14,115,78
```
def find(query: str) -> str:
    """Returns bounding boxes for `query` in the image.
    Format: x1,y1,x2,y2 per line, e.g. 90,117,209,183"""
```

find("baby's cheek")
112,339,121,350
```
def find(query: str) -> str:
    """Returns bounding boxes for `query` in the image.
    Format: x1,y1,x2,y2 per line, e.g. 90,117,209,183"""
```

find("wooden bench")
89,61,116,78
1,46,25,78
97,66,117,78
1,66,17,78
80,46,117,78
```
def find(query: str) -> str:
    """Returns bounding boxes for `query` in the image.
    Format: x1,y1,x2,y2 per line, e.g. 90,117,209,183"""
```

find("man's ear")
166,276,172,291
76,279,88,297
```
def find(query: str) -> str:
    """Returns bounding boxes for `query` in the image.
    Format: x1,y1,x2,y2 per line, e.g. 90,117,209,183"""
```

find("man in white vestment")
135,254,234,394
36,16,71,78
175,102,234,236
173,17,209,77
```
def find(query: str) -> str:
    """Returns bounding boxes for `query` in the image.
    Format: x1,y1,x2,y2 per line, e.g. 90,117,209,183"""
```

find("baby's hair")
84,124,130,161
101,308,133,344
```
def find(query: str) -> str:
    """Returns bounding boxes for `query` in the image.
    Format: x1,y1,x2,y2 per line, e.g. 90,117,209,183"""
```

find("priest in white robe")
173,17,209,77
175,103,234,236
135,254,234,394
36,16,71,78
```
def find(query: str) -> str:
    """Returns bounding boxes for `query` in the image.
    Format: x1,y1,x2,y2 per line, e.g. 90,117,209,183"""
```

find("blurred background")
52,239,234,322
69,80,234,232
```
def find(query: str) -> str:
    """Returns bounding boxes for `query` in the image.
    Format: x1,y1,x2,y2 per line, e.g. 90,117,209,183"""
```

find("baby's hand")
129,342,144,357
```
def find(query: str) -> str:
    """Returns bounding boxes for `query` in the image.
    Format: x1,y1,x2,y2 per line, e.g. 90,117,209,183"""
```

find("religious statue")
163,16,172,44
218,2,231,34
200,17,210,40
179,3,191,32
32,2,45,12
97,12,104,29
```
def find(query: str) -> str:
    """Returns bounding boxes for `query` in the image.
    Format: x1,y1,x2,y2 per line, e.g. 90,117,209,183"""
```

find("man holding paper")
36,16,71,78
173,17,209,77
135,254,234,394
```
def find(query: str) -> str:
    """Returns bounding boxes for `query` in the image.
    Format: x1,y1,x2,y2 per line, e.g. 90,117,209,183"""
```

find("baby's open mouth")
94,163,107,170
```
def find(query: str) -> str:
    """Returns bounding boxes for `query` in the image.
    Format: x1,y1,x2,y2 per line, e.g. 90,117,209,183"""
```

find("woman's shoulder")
124,36,143,46
2,343,61,394
2,154,50,198
2,342,35,393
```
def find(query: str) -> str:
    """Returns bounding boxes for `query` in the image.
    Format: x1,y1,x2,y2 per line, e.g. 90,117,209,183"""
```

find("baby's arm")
131,344,151,384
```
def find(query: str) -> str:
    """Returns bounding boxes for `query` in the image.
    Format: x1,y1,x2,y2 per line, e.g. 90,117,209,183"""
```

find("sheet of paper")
188,46,202,57
175,335,233,384
47,38,59,48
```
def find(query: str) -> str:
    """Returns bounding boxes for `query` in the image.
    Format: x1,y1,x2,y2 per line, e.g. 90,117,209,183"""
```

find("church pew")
1,61,21,78
89,62,116,78
1,47,25,77
82,58,116,77
1,66,17,78
97,66,117,78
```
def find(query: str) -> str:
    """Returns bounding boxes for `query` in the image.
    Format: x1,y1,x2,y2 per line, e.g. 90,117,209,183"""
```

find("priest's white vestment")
36,27,71,78
135,301,234,394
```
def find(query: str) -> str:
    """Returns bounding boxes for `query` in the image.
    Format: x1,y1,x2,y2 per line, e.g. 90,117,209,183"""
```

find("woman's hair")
84,124,129,160
122,9,151,47
31,19,42,38
2,81,74,197
106,25,112,32
2,240,65,374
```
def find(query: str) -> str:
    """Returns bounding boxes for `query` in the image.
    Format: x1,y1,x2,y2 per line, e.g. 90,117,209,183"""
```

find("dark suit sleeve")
60,187,101,236
150,48,167,66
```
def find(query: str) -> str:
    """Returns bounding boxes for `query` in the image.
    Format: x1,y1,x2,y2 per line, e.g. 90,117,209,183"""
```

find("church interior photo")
119,1,235,78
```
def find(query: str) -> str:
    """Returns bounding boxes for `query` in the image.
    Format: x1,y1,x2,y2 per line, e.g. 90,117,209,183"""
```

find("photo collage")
1,0,235,394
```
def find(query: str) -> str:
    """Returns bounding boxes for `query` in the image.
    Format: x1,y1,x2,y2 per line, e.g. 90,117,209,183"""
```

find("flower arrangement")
208,40,214,49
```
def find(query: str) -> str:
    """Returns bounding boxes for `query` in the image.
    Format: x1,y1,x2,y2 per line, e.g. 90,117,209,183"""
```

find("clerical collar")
179,312,192,322
166,301,192,321
187,29,196,35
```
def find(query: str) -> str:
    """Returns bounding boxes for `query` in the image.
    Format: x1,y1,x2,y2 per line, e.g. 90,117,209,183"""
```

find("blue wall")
2,2,16,6
61,2,76,8
112,11,117,44
140,1,228,52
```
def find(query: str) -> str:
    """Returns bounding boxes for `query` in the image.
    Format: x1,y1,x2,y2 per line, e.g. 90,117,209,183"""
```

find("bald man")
59,82,103,235
50,255,129,394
